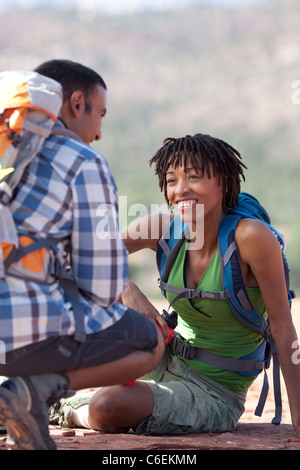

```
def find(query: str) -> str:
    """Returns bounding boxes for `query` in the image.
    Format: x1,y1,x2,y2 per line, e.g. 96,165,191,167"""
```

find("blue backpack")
157,192,295,425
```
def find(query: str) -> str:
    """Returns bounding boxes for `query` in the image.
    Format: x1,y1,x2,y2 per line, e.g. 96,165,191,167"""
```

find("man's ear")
69,90,85,117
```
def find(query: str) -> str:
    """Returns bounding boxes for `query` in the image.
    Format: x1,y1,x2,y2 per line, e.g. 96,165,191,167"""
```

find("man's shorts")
0,308,158,377
135,346,247,435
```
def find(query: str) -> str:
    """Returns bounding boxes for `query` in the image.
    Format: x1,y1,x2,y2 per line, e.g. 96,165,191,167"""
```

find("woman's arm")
121,212,172,254
237,218,300,437
120,212,173,341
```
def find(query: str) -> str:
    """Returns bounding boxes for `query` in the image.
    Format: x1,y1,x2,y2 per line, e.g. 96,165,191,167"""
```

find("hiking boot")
49,391,95,428
0,373,69,450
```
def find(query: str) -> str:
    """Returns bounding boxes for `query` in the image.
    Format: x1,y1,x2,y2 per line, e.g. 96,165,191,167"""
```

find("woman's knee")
88,382,153,434
88,386,130,433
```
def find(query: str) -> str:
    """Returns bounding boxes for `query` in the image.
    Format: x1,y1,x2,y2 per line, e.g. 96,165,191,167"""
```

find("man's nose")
94,130,102,141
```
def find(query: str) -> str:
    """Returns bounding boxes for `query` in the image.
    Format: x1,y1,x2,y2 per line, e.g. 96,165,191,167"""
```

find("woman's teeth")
177,200,196,207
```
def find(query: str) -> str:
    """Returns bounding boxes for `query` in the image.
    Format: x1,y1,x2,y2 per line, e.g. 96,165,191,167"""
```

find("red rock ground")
1,300,300,451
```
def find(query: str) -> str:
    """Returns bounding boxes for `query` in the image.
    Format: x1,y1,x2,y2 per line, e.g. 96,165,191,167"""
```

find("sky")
0,0,264,13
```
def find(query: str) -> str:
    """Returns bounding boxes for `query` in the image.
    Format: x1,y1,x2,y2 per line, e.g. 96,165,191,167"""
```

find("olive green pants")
136,346,246,435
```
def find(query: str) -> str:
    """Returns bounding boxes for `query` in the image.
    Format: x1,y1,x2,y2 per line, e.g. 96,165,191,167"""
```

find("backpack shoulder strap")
218,214,270,336
229,192,287,250
157,215,227,309
3,234,87,344
51,125,84,144
218,213,282,425
156,215,187,283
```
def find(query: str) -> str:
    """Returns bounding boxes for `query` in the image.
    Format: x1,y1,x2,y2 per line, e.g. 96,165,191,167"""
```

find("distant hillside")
0,0,299,294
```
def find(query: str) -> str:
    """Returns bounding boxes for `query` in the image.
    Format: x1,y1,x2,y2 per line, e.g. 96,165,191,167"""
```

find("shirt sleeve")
71,154,129,308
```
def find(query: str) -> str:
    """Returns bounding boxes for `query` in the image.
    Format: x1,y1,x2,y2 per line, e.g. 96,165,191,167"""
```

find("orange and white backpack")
0,70,88,343
0,70,63,281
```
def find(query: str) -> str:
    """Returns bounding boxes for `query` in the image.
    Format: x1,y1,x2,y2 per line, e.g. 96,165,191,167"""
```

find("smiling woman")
150,134,247,213
165,164,223,226
50,132,300,441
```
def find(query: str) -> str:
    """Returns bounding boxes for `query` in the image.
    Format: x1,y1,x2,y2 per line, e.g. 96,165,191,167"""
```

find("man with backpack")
0,60,165,450
50,132,300,440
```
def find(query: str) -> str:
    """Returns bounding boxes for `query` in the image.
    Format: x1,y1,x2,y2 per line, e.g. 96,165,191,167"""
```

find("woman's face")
165,160,224,224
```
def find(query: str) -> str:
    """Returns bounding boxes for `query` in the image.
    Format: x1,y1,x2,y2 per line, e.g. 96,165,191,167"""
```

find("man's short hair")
34,59,106,104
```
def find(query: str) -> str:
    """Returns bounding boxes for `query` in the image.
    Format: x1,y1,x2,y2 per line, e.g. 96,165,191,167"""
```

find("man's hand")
120,280,169,343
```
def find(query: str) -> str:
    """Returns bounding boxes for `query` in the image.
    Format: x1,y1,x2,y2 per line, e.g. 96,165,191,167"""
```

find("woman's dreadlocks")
149,133,247,212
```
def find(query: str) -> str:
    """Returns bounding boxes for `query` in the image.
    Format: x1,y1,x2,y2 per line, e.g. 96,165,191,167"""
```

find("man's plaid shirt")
0,123,129,352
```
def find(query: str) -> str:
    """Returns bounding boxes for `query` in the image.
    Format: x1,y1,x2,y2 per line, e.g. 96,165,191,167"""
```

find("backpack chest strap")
158,278,227,309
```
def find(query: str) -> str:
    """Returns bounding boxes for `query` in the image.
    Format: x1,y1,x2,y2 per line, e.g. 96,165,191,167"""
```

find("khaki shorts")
135,346,246,435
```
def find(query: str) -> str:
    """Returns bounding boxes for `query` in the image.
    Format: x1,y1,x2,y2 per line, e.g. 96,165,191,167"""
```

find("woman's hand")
120,280,170,343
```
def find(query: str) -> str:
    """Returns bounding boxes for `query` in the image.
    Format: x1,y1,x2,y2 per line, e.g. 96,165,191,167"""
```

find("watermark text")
291,80,300,104
96,196,204,250
292,340,300,365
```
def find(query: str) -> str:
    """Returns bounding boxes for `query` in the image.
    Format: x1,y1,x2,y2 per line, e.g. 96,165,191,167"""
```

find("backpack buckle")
172,334,196,359
0,189,10,206
290,289,296,300
5,119,16,140
264,323,271,337
187,289,202,300
264,358,271,370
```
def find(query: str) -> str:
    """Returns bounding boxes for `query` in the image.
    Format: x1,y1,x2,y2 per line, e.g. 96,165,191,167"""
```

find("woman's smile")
175,198,198,211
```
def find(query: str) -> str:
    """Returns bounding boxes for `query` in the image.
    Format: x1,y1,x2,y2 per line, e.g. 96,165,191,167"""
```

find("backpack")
0,70,87,343
157,192,295,425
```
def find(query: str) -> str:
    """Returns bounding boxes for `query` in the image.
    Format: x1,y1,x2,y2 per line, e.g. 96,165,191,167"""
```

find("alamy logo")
291,340,300,365
291,80,300,104
96,196,204,250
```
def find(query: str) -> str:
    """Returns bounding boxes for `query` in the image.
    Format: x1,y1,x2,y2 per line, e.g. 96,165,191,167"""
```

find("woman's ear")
69,90,85,117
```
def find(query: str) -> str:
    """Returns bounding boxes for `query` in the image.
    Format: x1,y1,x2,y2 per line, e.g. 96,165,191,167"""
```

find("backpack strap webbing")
254,336,282,425
51,125,85,143
3,236,87,343
22,120,52,139
3,237,63,268
218,215,271,336
158,279,227,311
172,333,266,373
58,269,87,343
218,214,282,423
157,216,188,285
171,332,282,424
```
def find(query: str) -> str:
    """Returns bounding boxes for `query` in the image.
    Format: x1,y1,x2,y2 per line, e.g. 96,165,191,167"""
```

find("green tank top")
166,239,267,391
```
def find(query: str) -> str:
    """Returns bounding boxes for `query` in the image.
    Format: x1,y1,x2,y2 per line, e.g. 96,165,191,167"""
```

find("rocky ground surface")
1,299,300,452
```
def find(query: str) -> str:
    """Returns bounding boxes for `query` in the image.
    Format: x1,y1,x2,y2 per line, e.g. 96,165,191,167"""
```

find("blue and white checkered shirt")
0,122,129,352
